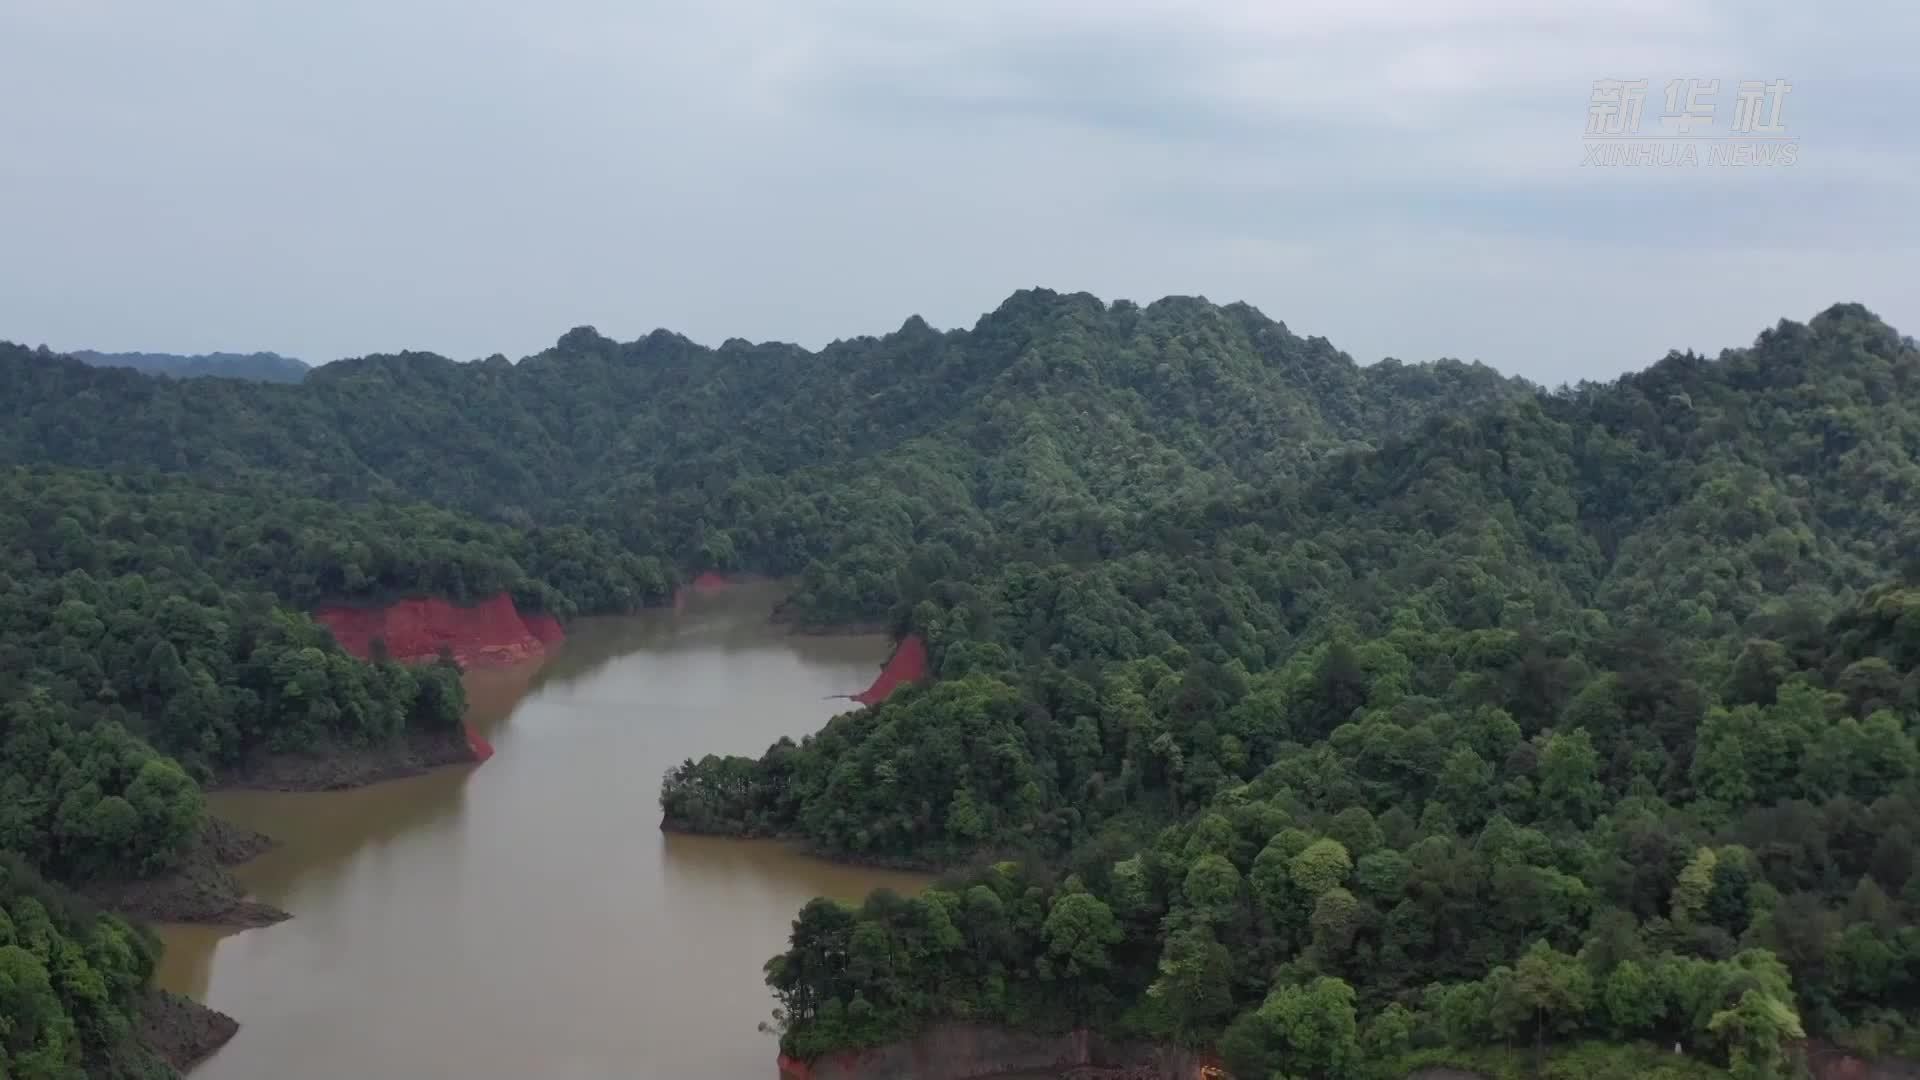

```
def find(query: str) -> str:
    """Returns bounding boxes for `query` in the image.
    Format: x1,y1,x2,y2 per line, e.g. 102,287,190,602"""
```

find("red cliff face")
315,593,560,769
852,635,928,706
525,611,565,647
315,593,563,669
465,727,496,763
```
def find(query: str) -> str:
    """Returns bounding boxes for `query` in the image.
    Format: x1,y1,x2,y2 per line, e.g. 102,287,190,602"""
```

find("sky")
2,1,1915,385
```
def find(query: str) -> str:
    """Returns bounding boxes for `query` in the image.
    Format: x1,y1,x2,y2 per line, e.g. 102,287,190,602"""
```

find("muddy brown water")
155,584,929,1080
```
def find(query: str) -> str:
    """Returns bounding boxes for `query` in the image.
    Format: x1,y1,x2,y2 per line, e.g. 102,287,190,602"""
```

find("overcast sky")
2,1,1914,384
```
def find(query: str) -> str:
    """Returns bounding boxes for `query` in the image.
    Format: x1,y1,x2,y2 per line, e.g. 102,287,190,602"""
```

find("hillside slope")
1,291,1529,623
658,301,1920,1075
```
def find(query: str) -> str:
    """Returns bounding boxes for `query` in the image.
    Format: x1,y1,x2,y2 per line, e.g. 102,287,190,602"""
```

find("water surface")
157,584,927,1080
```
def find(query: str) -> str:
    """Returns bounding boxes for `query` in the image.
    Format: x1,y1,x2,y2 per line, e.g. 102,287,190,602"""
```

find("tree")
1221,976,1359,1080
1723,639,1791,706
1145,925,1235,1043
1307,887,1365,969
946,787,987,844
1434,745,1495,828
1671,848,1718,928
0,943,76,1077
1325,807,1383,859
1535,728,1604,827
1601,958,1663,1036
1041,892,1122,1020
1289,838,1353,898
1511,940,1594,1061
1353,849,1409,902
1708,990,1804,1080
1182,854,1243,927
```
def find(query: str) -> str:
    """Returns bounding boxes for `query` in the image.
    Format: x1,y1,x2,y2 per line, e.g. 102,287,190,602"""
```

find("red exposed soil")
315,592,561,669
315,592,564,768
525,611,565,646
852,634,928,706
466,727,495,763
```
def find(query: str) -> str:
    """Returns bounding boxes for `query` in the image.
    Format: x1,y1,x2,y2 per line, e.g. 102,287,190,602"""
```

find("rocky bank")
84,817,287,928
135,990,240,1075
215,728,482,791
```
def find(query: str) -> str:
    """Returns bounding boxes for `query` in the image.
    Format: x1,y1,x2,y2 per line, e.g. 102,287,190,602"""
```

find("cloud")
0,0,1912,381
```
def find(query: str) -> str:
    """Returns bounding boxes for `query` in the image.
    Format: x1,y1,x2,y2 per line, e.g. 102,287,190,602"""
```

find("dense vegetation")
3,295,1525,624
0,856,176,1079
69,350,309,383
664,305,1920,858
3,292,1916,1077
757,581,1920,1079
0,468,672,616
662,303,1920,1076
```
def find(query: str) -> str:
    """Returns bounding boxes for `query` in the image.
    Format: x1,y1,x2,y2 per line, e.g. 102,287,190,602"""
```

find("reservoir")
155,583,930,1079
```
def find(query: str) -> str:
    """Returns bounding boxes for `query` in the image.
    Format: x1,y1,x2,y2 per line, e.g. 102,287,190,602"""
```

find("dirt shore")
83,818,288,928
136,989,240,1074
214,728,478,791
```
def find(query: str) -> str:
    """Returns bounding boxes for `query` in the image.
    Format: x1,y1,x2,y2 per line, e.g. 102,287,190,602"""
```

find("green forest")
2,292,1917,1077
0,470,667,1074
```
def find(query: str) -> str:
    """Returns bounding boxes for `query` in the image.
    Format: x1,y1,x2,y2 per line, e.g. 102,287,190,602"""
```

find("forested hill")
69,349,309,382
1,290,1526,515
3,292,1917,1078
666,303,1920,858
656,301,1920,1077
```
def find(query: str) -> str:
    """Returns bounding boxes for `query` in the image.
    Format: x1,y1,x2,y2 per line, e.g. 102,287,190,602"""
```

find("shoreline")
99,593,560,1074
658,617,937,869
142,612,556,924
83,817,289,929
113,718,502,1072
135,990,241,1077
212,727,480,792
105,715,495,929
139,583,913,1073
784,619,894,636
767,596,892,638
